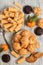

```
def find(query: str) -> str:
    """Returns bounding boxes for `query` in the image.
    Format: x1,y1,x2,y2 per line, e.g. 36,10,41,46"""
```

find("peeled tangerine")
21,37,29,48
19,48,28,55
1,44,8,51
12,42,21,51
27,21,36,28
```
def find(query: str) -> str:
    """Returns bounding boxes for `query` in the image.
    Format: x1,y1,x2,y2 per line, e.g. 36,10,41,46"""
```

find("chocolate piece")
34,27,43,36
23,5,33,14
2,54,10,63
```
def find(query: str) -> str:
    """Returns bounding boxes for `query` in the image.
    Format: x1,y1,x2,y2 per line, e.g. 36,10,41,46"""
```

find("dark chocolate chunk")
34,27,43,36
2,54,10,63
23,5,33,14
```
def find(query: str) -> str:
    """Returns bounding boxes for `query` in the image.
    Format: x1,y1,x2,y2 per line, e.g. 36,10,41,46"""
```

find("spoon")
0,26,20,58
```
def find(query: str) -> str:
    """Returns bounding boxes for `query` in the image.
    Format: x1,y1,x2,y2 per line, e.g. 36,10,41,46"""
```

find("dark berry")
23,5,33,14
2,54,10,63
34,27,43,36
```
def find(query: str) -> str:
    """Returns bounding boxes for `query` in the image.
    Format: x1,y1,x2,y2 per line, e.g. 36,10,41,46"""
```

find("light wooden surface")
0,0,43,65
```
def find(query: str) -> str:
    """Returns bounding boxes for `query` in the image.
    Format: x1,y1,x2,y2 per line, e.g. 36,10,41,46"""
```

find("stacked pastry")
12,30,40,56
0,7,24,32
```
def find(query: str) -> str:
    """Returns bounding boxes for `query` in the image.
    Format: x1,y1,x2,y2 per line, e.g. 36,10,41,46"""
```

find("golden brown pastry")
12,42,21,50
26,52,43,63
26,55,37,63
17,57,25,64
27,44,35,52
15,23,23,32
29,35,37,44
21,36,29,48
21,30,31,37
0,7,24,32
33,7,41,15
37,18,43,28
34,52,43,58
0,14,6,19
12,30,40,56
3,9,10,17
11,51,19,58
19,48,28,55
14,2,22,9
1,20,8,24
13,34,21,42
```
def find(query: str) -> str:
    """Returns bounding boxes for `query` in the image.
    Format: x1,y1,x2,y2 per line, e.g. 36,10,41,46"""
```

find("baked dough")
37,18,43,28
12,30,40,55
19,48,28,55
12,42,21,50
0,7,24,32
21,36,29,48
13,34,21,42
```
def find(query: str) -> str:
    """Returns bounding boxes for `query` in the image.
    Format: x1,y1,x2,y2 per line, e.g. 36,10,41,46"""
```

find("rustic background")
0,0,43,65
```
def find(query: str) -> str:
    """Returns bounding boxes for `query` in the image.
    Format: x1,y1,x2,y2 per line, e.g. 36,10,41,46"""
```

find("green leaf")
27,15,30,21
0,48,3,52
32,15,37,21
